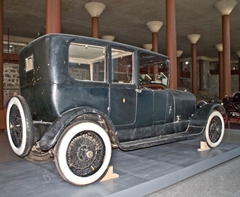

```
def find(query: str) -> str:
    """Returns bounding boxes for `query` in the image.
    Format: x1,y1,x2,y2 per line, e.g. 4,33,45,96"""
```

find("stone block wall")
3,63,20,106
231,75,239,95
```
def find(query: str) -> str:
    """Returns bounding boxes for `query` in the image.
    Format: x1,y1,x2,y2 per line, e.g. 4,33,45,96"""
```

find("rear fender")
39,107,116,151
190,102,226,127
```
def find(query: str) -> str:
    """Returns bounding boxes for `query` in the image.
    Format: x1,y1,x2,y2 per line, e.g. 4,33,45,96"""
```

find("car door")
109,83,137,126
153,90,168,124
135,88,153,127
154,89,174,124
108,47,137,126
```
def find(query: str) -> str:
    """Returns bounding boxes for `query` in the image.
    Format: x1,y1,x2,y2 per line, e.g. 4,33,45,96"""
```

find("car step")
119,126,203,151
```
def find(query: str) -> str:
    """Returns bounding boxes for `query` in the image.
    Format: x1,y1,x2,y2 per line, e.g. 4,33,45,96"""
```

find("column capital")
236,51,240,58
143,44,152,50
101,35,115,41
85,2,106,17
187,34,201,44
215,43,223,52
215,0,237,15
146,21,163,33
177,50,183,57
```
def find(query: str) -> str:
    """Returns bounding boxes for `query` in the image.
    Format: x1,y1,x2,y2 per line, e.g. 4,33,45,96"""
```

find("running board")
118,126,204,151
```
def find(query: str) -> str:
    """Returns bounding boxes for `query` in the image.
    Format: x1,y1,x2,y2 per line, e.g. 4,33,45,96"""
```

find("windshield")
139,52,169,87
140,72,168,87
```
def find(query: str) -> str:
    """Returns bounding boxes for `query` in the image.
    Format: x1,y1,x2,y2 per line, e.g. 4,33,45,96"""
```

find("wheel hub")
67,131,105,177
86,151,93,159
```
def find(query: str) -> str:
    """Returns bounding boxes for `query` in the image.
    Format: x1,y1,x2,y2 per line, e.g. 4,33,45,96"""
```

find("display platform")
0,130,240,197
226,121,240,130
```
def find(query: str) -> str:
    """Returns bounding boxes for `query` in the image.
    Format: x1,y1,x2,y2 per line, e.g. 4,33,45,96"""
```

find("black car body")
6,34,226,185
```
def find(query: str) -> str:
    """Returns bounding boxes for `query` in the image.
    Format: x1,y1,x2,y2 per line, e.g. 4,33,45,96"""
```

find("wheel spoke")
6,96,33,157
9,105,22,148
209,116,222,143
67,131,105,177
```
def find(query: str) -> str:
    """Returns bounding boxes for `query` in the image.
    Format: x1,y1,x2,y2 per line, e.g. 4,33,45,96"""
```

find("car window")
111,48,133,84
139,52,169,87
68,43,106,82
25,55,34,72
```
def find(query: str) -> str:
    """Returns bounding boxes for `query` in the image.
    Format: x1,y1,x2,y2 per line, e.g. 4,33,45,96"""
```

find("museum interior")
1,0,240,196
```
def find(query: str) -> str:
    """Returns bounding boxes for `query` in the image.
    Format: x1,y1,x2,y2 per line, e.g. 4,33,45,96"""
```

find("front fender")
190,102,226,127
39,107,116,151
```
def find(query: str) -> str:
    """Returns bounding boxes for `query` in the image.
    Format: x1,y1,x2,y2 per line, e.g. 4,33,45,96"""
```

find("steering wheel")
140,83,167,90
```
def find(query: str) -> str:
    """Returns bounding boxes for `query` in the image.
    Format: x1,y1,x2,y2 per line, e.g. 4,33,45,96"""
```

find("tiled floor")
0,130,240,197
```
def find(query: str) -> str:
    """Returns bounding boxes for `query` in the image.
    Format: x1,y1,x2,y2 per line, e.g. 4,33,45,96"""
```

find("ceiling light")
143,44,152,50
187,34,201,44
85,2,106,17
146,21,163,33
215,44,223,52
236,51,240,57
215,0,237,15
101,35,115,41
177,50,183,57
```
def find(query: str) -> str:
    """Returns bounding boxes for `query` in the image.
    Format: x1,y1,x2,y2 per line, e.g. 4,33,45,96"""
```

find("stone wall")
3,63,20,106
231,75,239,94
180,60,240,101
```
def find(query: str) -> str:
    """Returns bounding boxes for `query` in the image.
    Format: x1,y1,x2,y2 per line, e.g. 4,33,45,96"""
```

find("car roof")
24,33,169,61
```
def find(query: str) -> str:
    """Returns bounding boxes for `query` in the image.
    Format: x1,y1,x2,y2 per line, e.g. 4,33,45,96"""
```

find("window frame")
111,47,134,84
68,42,107,83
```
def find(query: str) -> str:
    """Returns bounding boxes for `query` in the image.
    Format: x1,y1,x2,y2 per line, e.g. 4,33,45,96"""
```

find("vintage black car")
6,34,226,186
222,91,240,121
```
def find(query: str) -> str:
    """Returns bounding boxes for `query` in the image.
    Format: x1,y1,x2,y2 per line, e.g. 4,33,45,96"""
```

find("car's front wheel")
204,110,225,148
54,121,112,186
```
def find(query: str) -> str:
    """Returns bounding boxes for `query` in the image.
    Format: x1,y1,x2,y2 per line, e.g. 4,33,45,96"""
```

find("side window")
111,48,133,83
69,43,106,82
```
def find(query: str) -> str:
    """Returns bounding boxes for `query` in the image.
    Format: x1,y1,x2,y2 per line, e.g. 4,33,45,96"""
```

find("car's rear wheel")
54,121,112,186
6,95,34,157
204,110,224,148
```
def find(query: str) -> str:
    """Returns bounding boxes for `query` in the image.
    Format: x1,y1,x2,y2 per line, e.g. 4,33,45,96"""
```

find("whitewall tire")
6,95,34,157
54,121,112,186
204,110,224,148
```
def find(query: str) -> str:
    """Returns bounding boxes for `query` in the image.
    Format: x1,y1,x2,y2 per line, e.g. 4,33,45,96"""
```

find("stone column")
85,2,106,38
146,21,163,79
215,44,224,99
46,0,62,33
187,34,201,96
177,50,183,88
146,21,163,53
0,0,3,107
166,0,177,89
215,0,237,96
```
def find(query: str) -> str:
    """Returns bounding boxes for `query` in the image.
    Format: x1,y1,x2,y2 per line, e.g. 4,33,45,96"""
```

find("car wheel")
54,122,112,186
6,95,34,157
204,110,225,148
